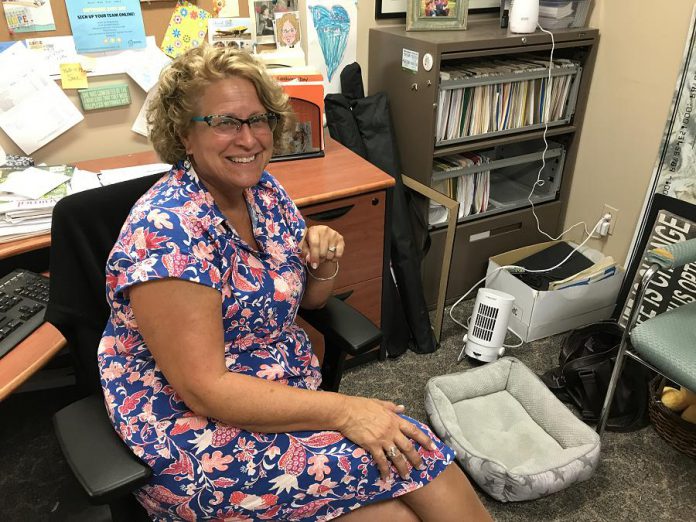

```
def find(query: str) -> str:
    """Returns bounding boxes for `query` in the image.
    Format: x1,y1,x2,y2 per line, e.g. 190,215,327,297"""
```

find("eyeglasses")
191,112,278,135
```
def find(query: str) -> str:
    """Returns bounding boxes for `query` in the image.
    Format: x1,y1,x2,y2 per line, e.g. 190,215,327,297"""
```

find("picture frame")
249,0,278,45
375,0,407,19
376,0,496,19
407,0,469,31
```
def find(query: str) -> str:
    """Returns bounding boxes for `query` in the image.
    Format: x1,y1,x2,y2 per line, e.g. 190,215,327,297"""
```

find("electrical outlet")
602,204,619,235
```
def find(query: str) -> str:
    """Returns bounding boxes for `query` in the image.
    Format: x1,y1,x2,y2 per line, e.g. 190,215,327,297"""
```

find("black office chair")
46,174,382,520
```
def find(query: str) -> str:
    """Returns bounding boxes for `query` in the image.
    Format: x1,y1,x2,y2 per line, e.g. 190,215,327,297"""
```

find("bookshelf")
368,21,598,306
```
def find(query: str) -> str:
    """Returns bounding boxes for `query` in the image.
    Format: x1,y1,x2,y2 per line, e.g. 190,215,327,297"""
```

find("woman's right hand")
335,396,437,481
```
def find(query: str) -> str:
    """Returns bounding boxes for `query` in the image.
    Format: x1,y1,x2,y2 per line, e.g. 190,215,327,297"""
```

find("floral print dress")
98,162,454,521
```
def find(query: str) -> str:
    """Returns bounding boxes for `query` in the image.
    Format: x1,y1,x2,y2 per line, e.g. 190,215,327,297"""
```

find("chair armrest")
53,394,151,504
299,296,382,356
648,237,696,269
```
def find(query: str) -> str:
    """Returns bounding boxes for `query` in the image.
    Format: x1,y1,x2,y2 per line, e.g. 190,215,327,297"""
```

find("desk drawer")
302,192,385,289
334,277,382,327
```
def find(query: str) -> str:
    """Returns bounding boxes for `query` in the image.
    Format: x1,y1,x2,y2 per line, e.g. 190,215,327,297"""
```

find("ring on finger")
328,245,337,253
386,446,400,459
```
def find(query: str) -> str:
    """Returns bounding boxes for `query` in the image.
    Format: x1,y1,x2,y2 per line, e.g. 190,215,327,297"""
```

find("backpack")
541,321,652,432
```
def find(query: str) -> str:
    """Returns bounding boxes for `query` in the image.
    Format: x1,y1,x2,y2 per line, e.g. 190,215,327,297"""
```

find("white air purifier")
460,288,515,363
509,0,539,34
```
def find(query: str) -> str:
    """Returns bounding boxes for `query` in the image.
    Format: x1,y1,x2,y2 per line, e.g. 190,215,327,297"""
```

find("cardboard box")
486,241,624,342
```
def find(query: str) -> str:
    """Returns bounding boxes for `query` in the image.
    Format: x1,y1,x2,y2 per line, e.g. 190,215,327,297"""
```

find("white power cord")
449,214,610,334
451,23,610,355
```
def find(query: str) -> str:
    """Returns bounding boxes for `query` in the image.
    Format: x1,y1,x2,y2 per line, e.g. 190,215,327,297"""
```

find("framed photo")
376,0,490,19
375,0,407,19
250,0,278,44
407,0,469,31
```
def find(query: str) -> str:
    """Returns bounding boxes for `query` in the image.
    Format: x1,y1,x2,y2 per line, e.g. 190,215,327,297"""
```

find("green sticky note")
78,84,131,111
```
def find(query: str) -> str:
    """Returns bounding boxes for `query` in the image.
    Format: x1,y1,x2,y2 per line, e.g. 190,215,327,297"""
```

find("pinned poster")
161,1,210,58
65,0,147,54
306,0,357,95
2,0,56,33
59,63,88,89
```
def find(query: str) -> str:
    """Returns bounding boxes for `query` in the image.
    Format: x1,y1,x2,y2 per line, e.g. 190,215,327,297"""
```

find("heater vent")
471,303,499,342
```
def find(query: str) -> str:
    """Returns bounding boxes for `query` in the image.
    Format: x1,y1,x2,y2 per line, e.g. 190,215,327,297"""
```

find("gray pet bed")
425,357,600,502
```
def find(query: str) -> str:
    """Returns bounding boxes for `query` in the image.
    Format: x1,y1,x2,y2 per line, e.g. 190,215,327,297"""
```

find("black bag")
541,321,652,432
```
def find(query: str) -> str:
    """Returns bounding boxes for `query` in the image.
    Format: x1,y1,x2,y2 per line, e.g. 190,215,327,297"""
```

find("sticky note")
60,63,88,89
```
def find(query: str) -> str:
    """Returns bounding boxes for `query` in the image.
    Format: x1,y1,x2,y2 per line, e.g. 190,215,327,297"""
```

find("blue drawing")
309,4,350,82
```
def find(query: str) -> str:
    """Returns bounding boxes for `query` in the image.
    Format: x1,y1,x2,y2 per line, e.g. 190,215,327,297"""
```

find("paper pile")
547,256,619,291
429,153,491,226
0,165,74,243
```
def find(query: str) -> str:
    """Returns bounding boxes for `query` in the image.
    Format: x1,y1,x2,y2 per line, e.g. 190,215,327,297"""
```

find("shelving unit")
368,21,598,306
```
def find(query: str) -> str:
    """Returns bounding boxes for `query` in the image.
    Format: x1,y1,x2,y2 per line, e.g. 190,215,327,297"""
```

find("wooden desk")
0,138,394,401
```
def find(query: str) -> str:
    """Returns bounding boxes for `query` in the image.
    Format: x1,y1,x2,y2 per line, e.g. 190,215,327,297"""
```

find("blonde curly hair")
148,45,294,164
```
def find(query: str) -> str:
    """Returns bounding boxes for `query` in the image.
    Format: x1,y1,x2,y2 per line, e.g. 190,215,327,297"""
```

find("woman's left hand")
299,225,344,270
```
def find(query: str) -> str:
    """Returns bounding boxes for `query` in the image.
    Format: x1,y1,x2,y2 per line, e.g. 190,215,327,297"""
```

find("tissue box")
486,241,623,342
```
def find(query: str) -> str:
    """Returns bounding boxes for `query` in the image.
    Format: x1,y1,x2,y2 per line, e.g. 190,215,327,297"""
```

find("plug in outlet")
601,204,619,236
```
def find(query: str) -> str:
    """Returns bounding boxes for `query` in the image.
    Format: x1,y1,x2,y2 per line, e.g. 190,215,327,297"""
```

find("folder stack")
0,165,74,243
436,54,579,144
429,153,491,226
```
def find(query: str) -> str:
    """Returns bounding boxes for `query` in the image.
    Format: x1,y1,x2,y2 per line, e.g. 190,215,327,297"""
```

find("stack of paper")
430,153,491,225
548,256,619,290
98,163,172,186
539,1,574,19
0,165,73,243
0,162,171,243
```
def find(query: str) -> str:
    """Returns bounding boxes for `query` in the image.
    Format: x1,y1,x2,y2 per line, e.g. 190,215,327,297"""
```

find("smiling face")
281,20,297,46
181,77,274,208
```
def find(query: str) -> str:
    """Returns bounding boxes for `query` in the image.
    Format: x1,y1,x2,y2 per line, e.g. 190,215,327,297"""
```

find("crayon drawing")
306,1,356,94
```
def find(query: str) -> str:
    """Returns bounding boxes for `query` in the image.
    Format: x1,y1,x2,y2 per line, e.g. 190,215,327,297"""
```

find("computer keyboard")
0,269,49,359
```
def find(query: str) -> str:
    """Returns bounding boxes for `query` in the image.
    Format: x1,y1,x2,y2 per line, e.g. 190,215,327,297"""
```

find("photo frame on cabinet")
375,0,407,19
407,0,469,31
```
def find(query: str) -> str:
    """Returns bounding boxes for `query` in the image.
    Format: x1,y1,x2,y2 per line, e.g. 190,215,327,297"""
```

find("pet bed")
425,357,600,502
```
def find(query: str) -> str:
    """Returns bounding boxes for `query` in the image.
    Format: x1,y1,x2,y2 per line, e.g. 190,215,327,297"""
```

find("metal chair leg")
597,262,661,436
596,336,629,436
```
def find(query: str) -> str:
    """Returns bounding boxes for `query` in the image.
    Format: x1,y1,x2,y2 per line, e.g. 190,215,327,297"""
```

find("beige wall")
3,0,694,265
566,0,696,263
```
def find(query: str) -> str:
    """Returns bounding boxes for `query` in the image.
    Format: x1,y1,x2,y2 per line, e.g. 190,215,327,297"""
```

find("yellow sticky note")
60,63,88,89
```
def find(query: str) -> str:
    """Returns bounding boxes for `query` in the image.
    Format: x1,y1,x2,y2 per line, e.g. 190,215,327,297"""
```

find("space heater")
460,288,515,363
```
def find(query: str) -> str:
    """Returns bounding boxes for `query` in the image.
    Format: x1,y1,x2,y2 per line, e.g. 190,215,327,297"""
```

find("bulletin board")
0,0,249,165
0,0,231,47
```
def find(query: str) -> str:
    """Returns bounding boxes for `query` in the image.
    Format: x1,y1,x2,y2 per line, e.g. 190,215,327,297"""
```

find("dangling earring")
184,153,193,171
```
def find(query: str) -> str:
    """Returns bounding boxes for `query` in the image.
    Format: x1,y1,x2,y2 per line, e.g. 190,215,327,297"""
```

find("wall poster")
64,0,147,53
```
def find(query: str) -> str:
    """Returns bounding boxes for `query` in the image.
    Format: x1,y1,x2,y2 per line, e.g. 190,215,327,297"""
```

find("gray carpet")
339,303,696,521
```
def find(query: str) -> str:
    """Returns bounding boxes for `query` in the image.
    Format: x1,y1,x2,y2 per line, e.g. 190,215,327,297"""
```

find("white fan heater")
461,288,515,363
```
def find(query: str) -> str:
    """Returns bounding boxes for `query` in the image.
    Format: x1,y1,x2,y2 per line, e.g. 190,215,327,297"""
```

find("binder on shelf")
428,140,566,227
435,54,582,145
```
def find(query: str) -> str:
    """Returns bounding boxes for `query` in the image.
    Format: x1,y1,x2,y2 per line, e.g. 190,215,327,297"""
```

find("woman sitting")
98,45,491,521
